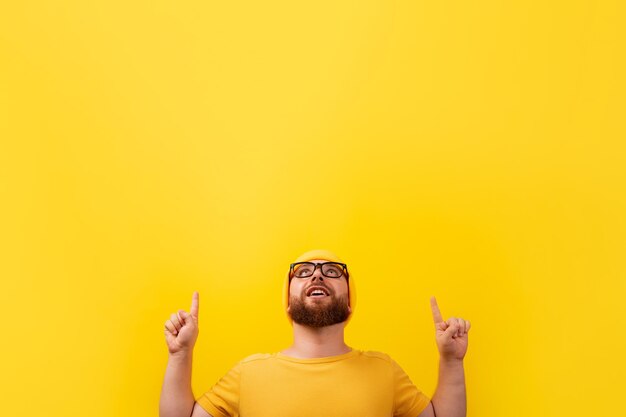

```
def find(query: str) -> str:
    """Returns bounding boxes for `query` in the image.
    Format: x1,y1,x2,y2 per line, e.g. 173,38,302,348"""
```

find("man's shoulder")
238,353,274,364
359,350,394,363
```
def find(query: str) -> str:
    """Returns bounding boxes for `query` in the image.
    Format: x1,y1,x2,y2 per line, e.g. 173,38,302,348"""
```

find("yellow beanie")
283,249,356,327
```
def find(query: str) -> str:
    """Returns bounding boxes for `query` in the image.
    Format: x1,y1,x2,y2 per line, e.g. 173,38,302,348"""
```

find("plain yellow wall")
1,1,624,416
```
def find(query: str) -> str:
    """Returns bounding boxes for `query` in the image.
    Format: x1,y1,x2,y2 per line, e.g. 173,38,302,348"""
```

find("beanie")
283,249,356,327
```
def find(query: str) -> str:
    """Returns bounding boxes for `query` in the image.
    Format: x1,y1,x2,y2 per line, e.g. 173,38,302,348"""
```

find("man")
160,249,471,417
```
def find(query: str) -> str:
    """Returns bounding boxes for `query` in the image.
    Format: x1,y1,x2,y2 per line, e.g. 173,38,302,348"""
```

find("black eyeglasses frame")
289,261,349,279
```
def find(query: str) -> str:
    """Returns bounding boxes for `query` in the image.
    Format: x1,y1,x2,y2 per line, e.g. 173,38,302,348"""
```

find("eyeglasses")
289,262,348,279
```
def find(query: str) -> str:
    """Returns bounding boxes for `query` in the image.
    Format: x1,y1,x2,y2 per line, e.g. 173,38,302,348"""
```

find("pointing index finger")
430,296,444,324
190,291,199,318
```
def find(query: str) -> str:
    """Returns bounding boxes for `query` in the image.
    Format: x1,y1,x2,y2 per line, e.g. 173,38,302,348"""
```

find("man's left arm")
420,297,471,417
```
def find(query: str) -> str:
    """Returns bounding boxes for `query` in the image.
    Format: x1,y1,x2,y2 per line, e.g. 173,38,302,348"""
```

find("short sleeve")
196,363,241,417
391,359,431,417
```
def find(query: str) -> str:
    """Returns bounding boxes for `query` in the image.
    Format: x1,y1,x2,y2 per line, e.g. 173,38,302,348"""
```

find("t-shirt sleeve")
391,359,431,417
195,363,241,417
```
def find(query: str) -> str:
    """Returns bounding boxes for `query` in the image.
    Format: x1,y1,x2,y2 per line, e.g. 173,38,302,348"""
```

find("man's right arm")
160,292,213,417
159,352,213,417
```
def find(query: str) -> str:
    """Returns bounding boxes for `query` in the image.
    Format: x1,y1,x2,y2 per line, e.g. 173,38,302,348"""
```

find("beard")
288,292,351,328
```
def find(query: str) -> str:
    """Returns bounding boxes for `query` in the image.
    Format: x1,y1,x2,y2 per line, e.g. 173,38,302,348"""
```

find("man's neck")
280,321,351,359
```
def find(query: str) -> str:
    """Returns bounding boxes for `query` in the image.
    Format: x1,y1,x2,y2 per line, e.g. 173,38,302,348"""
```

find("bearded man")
160,249,471,417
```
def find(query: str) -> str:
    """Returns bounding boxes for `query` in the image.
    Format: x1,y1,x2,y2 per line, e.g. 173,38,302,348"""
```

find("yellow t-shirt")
196,349,431,417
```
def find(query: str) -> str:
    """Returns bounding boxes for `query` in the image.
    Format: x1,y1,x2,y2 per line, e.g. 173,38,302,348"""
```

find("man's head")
283,249,356,327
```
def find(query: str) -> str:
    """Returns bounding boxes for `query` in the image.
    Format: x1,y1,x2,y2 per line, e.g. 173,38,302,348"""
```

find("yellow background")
1,1,624,416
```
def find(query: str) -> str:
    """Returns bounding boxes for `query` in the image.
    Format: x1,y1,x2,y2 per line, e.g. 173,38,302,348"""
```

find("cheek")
289,282,303,297
338,280,349,293
329,283,348,298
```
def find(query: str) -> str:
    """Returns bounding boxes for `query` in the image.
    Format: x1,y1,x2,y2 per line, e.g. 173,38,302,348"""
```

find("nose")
311,265,324,282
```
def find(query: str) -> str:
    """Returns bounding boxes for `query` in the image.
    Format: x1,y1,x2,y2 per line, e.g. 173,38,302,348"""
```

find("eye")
294,265,312,277
324,265,341,276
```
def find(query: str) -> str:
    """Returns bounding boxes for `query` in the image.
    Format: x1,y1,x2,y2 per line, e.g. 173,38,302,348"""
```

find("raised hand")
430,296,470,362
164,291,200,356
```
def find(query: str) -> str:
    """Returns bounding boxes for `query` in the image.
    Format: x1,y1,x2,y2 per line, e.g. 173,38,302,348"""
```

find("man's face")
287,259,351,328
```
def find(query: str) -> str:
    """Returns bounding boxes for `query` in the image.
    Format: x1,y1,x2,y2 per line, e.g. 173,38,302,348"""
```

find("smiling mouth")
306,287,330,298
308,292,328,298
